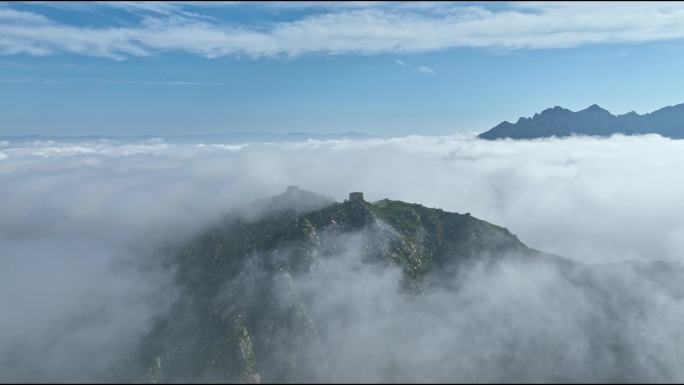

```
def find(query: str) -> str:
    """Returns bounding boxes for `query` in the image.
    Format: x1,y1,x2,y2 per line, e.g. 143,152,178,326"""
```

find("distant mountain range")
479,102,684,140
0,131,372,144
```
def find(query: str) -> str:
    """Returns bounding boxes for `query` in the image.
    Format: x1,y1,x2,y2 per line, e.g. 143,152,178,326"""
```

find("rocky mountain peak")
580,104,611,115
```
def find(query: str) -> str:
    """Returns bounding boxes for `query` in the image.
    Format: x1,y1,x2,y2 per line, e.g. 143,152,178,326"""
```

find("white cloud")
282,243,684,381
2,134,683,264
0,78,223,86
0,6,50,24
110,79,225,86
94,1,192,15
2,2,684,59
395,59,435,75
0,77,65,84
417,65,435,74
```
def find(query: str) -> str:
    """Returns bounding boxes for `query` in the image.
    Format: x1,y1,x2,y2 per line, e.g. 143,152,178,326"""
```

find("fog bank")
1,134,683,381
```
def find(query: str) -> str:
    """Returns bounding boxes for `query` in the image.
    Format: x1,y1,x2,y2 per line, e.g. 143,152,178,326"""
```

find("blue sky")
2,1,684,137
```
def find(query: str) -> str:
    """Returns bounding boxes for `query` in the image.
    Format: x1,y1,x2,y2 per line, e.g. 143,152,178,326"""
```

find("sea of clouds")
1,134,683,381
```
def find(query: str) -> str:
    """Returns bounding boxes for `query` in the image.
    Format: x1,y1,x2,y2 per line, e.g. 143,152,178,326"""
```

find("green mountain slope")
120,188,566,383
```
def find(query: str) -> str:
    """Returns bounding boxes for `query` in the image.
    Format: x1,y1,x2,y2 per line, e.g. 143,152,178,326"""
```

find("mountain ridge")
116,187,684,383
479,102,684,139
125,187,565,383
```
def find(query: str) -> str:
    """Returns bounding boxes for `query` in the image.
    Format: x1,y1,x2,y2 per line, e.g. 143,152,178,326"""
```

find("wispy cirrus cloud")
395,59,436,75
0,6,49,24
2,2,684,60
109,79,225,86
0,77,65,84
417,65,436,75
0,77,224,86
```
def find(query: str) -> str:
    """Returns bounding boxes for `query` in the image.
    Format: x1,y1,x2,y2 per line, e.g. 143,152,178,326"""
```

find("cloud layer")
2,2,684,59
278,238,684,381
1,134,684,380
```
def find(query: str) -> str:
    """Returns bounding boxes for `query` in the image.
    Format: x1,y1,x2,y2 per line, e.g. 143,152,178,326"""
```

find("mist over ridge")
1,133,684,382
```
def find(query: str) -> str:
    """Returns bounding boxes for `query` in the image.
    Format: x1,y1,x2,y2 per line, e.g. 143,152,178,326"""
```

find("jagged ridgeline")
478,102,684,139
124,187,561,383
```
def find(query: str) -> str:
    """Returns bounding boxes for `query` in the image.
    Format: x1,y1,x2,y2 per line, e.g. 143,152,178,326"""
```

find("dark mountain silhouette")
479,102,684,139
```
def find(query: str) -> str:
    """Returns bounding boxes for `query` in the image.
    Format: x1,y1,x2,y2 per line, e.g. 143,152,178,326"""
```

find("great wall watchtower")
349,192,364,202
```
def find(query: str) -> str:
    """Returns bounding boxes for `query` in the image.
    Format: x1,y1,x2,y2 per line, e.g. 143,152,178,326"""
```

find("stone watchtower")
349,192,364,202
